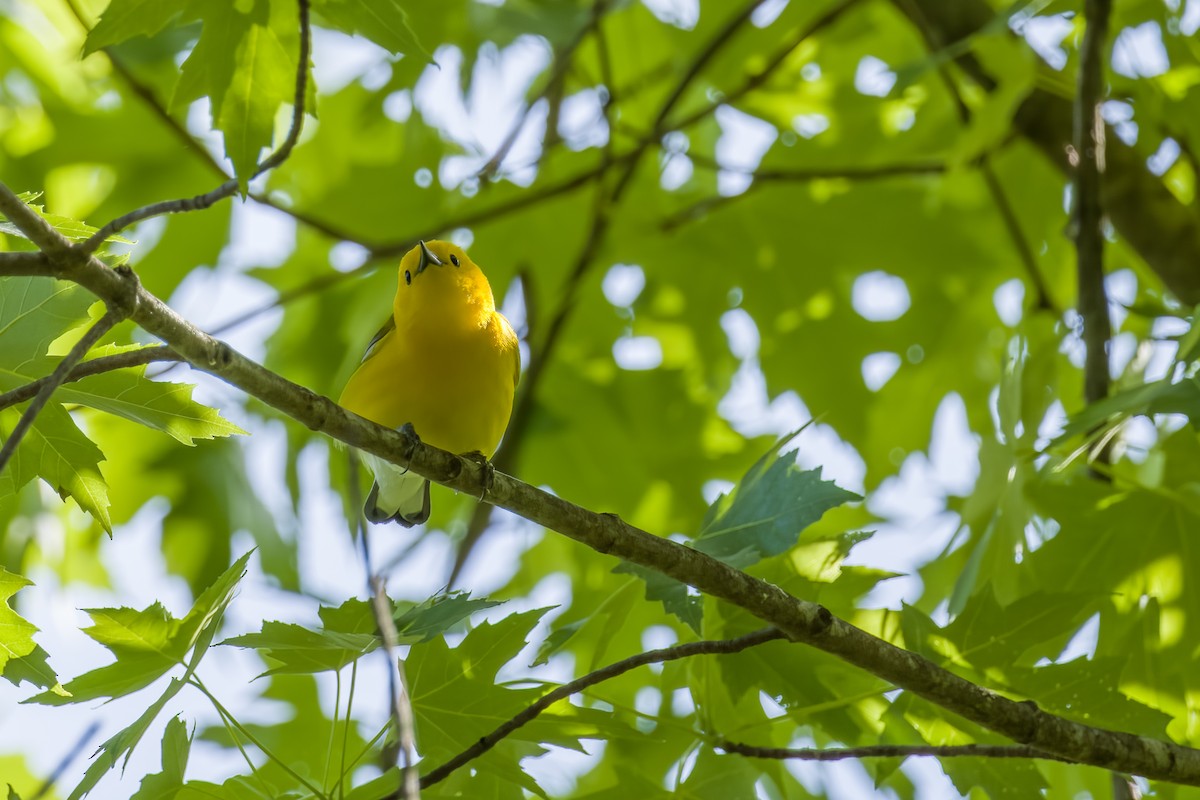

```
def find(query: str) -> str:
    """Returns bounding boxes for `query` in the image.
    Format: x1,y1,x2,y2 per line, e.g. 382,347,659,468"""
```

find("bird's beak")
416,240,442,275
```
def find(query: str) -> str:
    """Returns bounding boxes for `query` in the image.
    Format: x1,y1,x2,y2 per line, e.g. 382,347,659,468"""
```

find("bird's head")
394,240,496,324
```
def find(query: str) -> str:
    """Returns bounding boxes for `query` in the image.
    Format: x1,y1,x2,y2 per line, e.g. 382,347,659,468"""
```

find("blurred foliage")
3,0,1200,797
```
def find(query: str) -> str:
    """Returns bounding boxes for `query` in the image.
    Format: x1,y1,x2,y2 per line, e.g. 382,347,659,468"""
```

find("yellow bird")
339,240,520,525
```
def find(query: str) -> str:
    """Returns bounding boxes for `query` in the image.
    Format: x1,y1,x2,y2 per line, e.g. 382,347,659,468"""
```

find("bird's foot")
396,422,421,474
460,450,494,501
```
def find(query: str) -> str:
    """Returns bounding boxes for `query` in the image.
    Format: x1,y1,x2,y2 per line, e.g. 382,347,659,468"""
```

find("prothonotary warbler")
339,240,520,525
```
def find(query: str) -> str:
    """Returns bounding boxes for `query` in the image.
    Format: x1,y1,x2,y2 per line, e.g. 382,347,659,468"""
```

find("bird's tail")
361,453,431,527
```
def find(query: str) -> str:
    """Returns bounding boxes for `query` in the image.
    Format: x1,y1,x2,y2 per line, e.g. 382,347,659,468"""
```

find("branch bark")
4,178,1200,784
1074,0,1113,407
719,740,1074,763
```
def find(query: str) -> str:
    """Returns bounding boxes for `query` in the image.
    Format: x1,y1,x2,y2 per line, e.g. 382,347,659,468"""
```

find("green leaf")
195,674,369,794
407,609,550,763
0,755,41,800
27,550,251,704
0,569,37,675
84,0,187,54
55,554,250,799
2,644,61,692
611,561,701,633
1,404,112,532
942,587,1103,669
676,748,761,799
314,0,431,59
130,716,191,800
695,437,861,567
2,193,133,249
1054,376,1200,444
58,347,246,444
317,591,502,642
221,621,378,675
0,277,92,369
217,14,296,188
392,591,504,642
68,678,188,800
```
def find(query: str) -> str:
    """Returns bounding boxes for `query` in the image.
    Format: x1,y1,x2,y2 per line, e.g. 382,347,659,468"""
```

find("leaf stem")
190,675,331,799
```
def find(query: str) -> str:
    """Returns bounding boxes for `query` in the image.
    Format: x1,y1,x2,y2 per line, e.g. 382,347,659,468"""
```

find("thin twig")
610,0,771,204
0,309,124,473
477,3,607,181
718,739,1075,764
660,160,949,231
77,0,313,256
0,346,180,411
903,6,1056,313
670,0,864,131
979,162,1057,313
29,722,100,800
420,628,787,787
1074,0,1113,408
210,155,629,336
371,576,420,800
348,451,419,799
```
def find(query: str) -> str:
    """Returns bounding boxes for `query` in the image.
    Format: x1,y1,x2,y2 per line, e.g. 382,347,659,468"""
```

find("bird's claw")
460,450,494,501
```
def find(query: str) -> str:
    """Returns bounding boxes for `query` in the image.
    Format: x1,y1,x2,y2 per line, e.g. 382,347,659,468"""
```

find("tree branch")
660,160,949,231
895,0,1200,304
0,346,181,412
77,0,312,256
0,251,55,277
421,628,787,786
211,154,630,337
670,0,864,131
1074,0,1113,407
476,2,608,181
0,306,126,473
6,179,1200,785
718,739,1074,764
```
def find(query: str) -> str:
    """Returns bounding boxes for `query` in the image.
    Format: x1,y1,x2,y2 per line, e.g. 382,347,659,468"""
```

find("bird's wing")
360,315,396,363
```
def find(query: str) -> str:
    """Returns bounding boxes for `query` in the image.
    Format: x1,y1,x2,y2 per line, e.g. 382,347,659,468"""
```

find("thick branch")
0,251,55,277
719,740,1074,764
0,346,180,412
1074,0,1113,406
6,178,1200,784
422,628,786,786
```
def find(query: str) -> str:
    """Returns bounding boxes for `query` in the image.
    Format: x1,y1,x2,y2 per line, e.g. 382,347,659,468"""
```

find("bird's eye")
404,270,412,285
450,254,460,267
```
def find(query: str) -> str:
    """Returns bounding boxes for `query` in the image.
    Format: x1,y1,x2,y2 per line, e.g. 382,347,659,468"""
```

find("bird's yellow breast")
339,240,519,457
